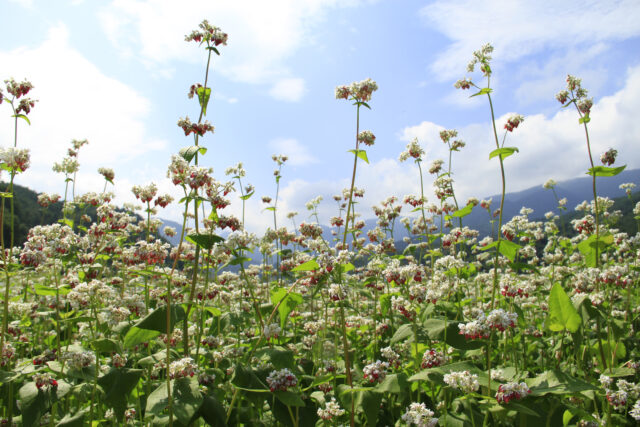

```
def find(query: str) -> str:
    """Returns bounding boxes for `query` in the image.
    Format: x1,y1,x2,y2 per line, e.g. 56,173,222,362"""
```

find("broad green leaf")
270,287,303,328
179,145,207,163
375,373,409,395
13,113,31,125
123,305,185,348
391,323,413,344
56,408,88,427
186,232,224,250
229,256,251,265
197,86,212,116
0,192,12,198
579,115,590,124
97,368,143,421
348,149,369,164
470,87,492,97
122,327,159,349
146,377,203,426
291,259,320,272
489,146,519,161
58,218,73,228
586,165,626,177
449,203,474,219
256,347,295,370
91,338,121,354
547,283,581,333
274,390,305,407
337,385,382,427
198,395,227,427
19,380,72,427
527,370,595,396
497,240,521,262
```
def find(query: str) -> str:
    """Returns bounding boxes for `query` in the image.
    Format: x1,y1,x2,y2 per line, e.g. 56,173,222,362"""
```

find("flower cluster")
459,310,518,340
169,357,198,379
401,402,438,427
185,20,228,46
177,117,215,137
33,372,58,390
357,130,376,146
421,348,448,369
600,148,617,166
37,192,61,208
263,323,281,341
495,382,530,404
266,368,298,392
556,75,593,115
5,78,34,98
0,147,31,172
443,370,479,393
399,138,425,162
132,183,158,203
363,360,389,383
504,114,524,132
317,397,345,421
98,167,115,182
335,78,378,102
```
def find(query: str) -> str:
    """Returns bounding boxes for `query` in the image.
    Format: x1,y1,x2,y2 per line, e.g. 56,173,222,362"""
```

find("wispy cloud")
269,138,318,166
268,77,306,102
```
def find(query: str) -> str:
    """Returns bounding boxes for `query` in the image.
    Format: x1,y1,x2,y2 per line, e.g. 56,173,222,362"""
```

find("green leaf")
547,283,581,333
337,385,382,427
229,256,251,265
123,305,185,348
470,87,492,97
197,86,212,116
19,380,72,427
489,146,519,161
256,347,295,370
274,390,305,407
497,240,521,262
91,338,121,355
0,192,13,198
12,113,31,125
587,165,626,177
348,149,369,164
146,378,203,426
271,287,303,328
449,203,474,219
186,232,224,250
291,259,319,272
375,373,409,395
198,395,227,427
56,408,88,427
179,145,208,163
579,115,590,124
97,368,143,421
58,218,73,228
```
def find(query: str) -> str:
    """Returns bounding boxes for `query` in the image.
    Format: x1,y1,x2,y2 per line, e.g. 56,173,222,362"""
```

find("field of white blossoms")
1,20,639,427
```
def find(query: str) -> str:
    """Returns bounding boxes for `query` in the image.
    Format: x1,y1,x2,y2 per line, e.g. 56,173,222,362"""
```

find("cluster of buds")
263,323,281,341
421,348,449,369
0,147,31,173
357,130,376,146
444,370,479,393
335,78,378,102
111,353,127,368
98,167,115,183
556,75,593,115
328,283,346,301
188,83,203,99
504,114,524,132
299,222,323,239
169,357,198,379
132,183,158,203
399,138,425,162
401,403,438,427
186,166,212,189
155,194,174,208
33,372,58,390
495,382,531,404
429,159,444,175
572,215,595,235
600,148,617,166
266,368,298,392
4,78,34,98
185,20,228,47
37,193,61,208
363,360,389,384
177,117,215,137
317,397,345,421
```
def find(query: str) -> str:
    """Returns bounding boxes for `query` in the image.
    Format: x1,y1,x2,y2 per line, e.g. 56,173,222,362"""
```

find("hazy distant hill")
159,168,640,248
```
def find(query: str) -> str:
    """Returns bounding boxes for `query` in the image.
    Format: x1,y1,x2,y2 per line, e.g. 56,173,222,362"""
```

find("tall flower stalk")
335,78,377,427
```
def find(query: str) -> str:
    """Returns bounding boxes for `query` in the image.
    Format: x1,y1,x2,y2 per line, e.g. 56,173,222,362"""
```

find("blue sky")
1,0,640,231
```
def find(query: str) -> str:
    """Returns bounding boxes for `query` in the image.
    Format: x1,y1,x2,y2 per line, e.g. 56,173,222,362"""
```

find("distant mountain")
158,168,640,248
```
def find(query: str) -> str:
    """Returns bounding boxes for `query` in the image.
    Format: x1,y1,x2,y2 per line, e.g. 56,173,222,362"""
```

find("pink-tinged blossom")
504,114,524,132
266,368,297,392
600,148,617,166
357,130,376,146
444,370,479,393
495,382,530,404
185,20,228,47
401,402,438,427
363,360,389,384
169,357,198,379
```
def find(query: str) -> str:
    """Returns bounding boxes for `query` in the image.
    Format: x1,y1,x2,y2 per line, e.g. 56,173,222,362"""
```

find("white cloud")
269,138,317,166
400,65,640,203
0,23,167,203
421,0,640,80
98,0,372,85
268,77,306,102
